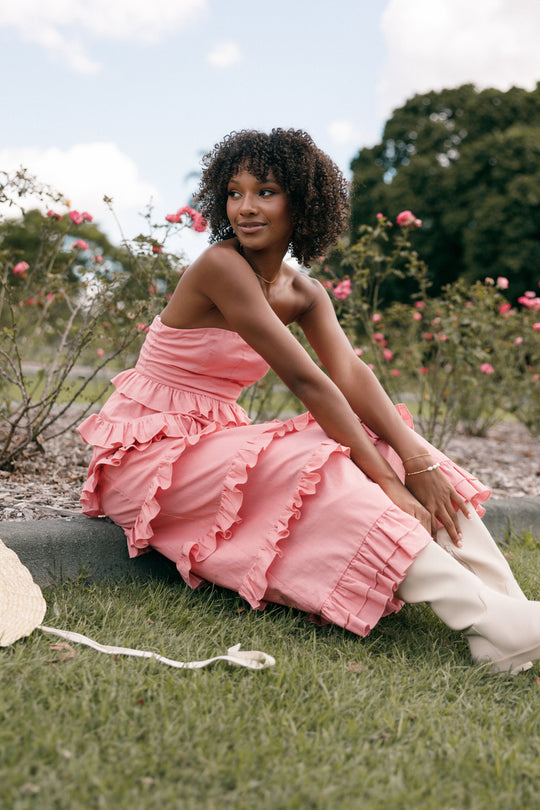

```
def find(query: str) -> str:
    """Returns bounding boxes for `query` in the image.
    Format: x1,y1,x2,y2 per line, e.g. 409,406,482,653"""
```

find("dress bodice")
134,317,270,400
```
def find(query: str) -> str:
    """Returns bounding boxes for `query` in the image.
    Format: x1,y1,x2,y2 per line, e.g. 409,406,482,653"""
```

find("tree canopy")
350,83,540,301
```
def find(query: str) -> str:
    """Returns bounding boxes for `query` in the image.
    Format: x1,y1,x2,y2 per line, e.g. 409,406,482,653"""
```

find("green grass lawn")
2,535,540,810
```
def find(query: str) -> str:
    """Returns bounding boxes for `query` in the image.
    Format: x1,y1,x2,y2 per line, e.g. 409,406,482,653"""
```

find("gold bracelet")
402,452,431,464
406,462,441,476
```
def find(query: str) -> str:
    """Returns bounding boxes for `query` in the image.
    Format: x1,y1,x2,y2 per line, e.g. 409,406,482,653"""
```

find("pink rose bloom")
480,363,495,374
46,210,62,221
333,279,352,300
136,323,149,332
376,213,384,220
96,348,105,357
422,332,434,340
414,301,425,309
69,210,84,225
437,332,448,342
519,295,539,309
368,363,375,371
499,303,512,315
13,261,29,276
533,323,540,331
412,312,422,321
496,277,509,290
94,254,103,263
165,213,182,223
152,245,163,254
419,367,429,375
514,337,524,345
484,277,494,286
372,313,382,323
354,348,363,356
81,211,93,222
373,332,385,343
191,212,208,233
73,239,89,251
382,348,393,361
390,369,400,377
396,210,422,227
321,280,333,289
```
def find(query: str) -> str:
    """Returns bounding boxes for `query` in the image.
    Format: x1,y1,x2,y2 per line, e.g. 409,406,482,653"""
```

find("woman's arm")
298,279,470,542
180,248,438,538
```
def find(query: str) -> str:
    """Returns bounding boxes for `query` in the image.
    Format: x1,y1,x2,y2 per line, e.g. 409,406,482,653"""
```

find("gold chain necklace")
251,269,280,284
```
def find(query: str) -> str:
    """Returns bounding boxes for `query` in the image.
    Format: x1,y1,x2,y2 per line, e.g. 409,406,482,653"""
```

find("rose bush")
0,169,206,468
311,214,539,447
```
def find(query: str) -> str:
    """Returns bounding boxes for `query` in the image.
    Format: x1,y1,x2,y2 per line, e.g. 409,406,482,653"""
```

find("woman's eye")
227,190,241,198
260,189,275,197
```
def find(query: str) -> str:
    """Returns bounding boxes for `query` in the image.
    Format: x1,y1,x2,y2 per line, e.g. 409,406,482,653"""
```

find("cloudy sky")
1,0,539,260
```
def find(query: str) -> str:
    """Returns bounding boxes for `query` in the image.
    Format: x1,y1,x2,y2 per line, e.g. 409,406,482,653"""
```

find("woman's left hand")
405,467,470,546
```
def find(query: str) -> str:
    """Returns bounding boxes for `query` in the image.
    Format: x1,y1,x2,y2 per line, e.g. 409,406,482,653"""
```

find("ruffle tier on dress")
78,316,490,637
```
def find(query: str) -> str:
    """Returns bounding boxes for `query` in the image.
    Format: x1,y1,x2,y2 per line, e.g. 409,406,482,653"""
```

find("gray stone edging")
1,496,539,588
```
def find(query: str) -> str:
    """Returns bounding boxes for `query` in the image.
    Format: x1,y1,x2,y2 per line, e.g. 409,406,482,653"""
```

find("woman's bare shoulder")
188,239,242,274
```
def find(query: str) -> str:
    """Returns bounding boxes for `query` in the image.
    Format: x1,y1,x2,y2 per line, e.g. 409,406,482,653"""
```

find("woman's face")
226,169,293,253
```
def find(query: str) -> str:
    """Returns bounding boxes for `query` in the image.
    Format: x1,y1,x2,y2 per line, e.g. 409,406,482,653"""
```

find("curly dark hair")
194,128,350,267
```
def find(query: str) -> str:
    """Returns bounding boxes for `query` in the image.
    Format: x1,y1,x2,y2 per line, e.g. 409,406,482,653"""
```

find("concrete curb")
1,496,540,588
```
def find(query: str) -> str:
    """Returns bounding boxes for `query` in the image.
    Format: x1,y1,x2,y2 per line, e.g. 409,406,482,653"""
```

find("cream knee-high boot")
436,511,532,671
436,510,527,599
396,541,540,674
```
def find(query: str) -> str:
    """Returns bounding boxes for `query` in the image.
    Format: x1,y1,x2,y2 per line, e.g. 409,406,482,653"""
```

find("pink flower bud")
333,279,352,300
396,210,417,227
412,312,422,321
165,213,182,223
383,348,393,361
94,254,103,263
376,213,384,220
69,210,84,225
13,261,29,276
72,239,89,251
152,245,163,254
514,337,523,345
390,369,400,376
414,301,425,309
96,348,105,357
499,303,512,315
419,367,429,375
81,211,93,222
46,210,62,221
354,348,363,356
422,332,434,340
480,363,495,374
496,276,509,290
372,313,382,323
533,323,540,331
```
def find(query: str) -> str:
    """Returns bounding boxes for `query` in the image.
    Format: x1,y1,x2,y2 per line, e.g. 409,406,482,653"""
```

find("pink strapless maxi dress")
78,316,490,636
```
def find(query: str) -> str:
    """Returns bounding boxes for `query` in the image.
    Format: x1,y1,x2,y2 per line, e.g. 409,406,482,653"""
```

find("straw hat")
0,538,46,646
